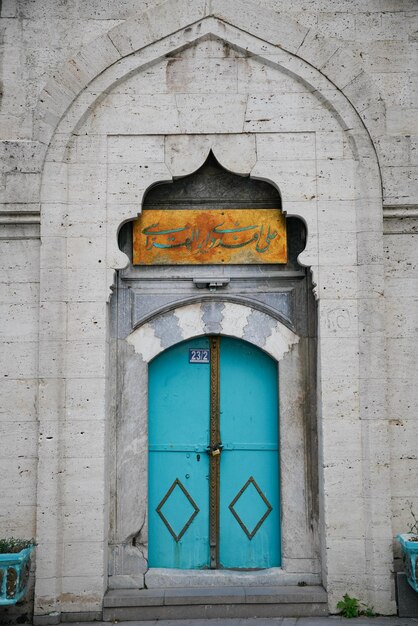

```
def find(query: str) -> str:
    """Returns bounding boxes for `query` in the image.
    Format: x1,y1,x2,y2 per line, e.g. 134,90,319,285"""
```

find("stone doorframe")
34,0,394,618
109,300,319,589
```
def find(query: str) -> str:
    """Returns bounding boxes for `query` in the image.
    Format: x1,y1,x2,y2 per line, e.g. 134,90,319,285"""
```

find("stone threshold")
103,585,328,621
145,567,321,588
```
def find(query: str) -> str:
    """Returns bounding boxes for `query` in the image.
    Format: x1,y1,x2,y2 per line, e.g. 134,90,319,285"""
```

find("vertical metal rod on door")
209,336,221,569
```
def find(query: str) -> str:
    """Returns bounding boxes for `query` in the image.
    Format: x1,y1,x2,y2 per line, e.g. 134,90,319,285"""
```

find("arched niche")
109,153,318,590
34,5,393,618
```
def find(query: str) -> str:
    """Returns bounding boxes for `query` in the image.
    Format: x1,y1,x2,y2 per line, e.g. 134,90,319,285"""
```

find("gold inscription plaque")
133,208,287,265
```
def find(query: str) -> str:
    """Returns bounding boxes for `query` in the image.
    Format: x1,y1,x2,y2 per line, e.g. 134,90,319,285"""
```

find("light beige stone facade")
0,0,417,621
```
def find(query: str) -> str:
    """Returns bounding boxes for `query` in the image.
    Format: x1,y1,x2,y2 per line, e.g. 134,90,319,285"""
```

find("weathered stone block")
387,107,418,135
176,93,247,134
321,46,363,89
66,340,107,378
318,231,357,266
358,378,387,421
252,159,316,201
0,458,38,506
212,0,308,54
244,93,340,133
0,140,45,174
320,337,360,379
297,28,339,69
320,376,359,420
167,57,238,93
317,11,356,40
0,379,37,421
0,503,36,538
359,336,386,380
317,265,358,299
63,541,106,579
319,299,359,338
383,165,418,205
237,57,310,95
67,302,107,340
0,340,38,379
317,199,356,233
109,544,147,579
107,162,170,204
257,132,316,161
60,575,104,612
0,302,38,341
0,421,38,459
387,381,417,422
0,172,41,204
107,135,165,164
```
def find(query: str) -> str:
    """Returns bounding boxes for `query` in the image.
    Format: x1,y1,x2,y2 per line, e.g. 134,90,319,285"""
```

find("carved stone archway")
34,0,393,619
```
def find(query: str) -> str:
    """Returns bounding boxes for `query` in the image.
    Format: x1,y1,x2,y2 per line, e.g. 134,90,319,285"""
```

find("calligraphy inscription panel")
133,209,287,265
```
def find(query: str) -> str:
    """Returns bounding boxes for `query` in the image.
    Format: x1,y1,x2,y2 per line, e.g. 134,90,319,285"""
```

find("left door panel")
148,337,210,568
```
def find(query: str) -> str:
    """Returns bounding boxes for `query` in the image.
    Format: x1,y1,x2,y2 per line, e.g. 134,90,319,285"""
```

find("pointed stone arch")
38,10,383,276
33,0,394,619
35,0,384,154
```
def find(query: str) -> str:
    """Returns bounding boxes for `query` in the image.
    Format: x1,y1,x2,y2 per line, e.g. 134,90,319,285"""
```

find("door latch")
207,443,223,457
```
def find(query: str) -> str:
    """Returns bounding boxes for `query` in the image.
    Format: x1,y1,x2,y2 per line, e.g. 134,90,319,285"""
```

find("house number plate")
189,349,210,364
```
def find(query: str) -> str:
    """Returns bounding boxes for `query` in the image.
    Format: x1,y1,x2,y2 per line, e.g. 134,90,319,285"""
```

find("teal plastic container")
397,534,418,593
0,545,34,605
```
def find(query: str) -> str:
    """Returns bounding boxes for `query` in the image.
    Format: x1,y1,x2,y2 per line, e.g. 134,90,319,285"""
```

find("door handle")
206,443,223,457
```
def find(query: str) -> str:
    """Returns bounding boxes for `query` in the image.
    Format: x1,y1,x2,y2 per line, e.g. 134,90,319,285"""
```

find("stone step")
103,585,328,621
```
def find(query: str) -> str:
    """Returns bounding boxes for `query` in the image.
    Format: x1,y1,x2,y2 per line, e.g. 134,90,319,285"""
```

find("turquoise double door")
148,336,280,569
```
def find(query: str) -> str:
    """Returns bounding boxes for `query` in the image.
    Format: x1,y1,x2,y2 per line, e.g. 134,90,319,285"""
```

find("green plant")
0,538,33,554
337,594,375,618
407,501,418,538
363,605,376,617
337,594,361,618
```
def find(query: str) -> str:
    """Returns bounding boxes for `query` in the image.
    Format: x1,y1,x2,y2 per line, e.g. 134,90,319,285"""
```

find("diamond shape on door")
229,476,273,540
156,478,200,542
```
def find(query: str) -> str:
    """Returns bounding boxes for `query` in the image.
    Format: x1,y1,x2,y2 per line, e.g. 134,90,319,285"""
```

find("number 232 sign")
189,349,210,364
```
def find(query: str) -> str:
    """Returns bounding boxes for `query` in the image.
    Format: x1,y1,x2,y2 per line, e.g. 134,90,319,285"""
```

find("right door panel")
219,337,281,569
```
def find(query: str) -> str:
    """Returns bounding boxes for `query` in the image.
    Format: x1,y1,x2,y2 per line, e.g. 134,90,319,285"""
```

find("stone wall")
0,0,417,621
0,237,39,535
384,215,418,555
1,0,417,201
